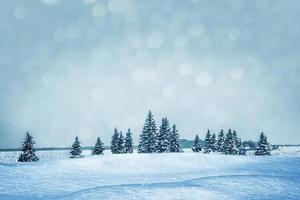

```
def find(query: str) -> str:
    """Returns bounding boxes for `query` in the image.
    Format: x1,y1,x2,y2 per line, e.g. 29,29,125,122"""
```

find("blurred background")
0,0,299,147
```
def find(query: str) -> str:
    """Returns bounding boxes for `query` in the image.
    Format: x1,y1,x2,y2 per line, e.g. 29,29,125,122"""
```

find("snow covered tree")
92,137,104,155
18,132,39,162
232,130,245,155
118,131,124,153
255,132,271,156
138,111,157,153
111,128,120,154
192,134,202,152
156,117,171,153
224,129,238,155
169,124,182,153
204,129,212,153
138,125,148,153
237,138,246,155
124,128,133,153
70,136,82,158
217,129,225,152
211,133,217,152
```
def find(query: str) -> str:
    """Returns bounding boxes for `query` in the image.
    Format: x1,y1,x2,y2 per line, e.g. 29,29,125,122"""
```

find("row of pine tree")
111,128,133,154
192,129,270,155
17,111,271,162
138,111,182,153
192,129,245,155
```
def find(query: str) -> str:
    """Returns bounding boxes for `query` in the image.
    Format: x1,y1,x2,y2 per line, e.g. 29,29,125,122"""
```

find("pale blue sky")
0,0,299,147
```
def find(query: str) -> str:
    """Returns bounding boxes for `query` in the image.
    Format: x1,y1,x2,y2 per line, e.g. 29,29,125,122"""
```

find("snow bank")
0,150,300,200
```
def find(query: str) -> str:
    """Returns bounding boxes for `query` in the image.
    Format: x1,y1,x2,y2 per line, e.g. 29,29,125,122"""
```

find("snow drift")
0,150,300,200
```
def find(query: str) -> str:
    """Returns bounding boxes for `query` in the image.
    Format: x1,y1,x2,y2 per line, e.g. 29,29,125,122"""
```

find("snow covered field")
0,148,300,200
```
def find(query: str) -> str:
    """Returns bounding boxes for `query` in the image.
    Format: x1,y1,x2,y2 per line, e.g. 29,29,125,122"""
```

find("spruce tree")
217,129,225,152
192,134,202,152
124,128,134,153
138,111,157,153
255,132,271,156
111,128,120,154
237,138,246,155
18,132,39,162
204,129,212,153
211,133,217,152
233,130,240,155
224,129,238,155
118,131,124,153
92,137,104,155
169,124,182,153
232,130,245,155
70,136,82,158
157,117,171,153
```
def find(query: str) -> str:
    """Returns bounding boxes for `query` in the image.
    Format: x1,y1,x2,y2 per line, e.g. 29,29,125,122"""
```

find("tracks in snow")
57,174,299,199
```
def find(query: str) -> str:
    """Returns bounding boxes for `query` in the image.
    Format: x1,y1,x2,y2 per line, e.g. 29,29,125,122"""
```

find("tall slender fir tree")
118,131,124,153
169,124,182,152
18,132,39,162
217,129,226,152
138,111,157,153
233,130,243,155
204,129,212,153
211,133,217,152
111,128,120,154
156,117,171,153
124,128,134,153
224,129,238,155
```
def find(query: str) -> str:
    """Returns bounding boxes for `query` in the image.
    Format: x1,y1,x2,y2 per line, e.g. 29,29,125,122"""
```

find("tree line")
192,129,270,156
16,111,271,162
192,129,244,155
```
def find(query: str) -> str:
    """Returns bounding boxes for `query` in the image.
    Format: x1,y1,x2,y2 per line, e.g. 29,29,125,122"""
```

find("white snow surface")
0,149,300,200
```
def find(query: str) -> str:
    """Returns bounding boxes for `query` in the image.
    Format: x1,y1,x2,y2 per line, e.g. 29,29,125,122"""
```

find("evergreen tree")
157,117,171,153
92,137,104,155
237,138,246,155
18,132,39,162
70,136,82,158
169,124,182,153
233,130,240,155
192,134,202,152
217,129,225,152
118,131,124,153
138,111,157,153
138,125,148,153
224,129,238,155
255,132,271,156
211,133,217,152
124,128,134,153
111,128,120,154
204,129,212,153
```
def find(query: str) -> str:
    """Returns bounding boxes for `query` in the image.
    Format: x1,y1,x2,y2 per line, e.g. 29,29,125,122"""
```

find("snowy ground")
0,148,300,200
